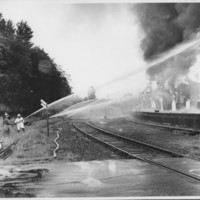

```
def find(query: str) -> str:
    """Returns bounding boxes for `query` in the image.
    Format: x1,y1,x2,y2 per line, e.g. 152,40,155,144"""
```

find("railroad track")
0,139,20,160
73,121,200,183
130,119,200,134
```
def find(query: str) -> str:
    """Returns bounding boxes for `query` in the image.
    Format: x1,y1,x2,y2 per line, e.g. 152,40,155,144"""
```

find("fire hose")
53,128,62,158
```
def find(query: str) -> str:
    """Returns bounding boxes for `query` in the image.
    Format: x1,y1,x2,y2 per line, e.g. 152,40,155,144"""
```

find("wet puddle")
189,169,200,177
0,165,49,197
2,158,200,197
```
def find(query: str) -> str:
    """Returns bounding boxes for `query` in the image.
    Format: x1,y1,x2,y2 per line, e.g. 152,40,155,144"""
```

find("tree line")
0,14,71,114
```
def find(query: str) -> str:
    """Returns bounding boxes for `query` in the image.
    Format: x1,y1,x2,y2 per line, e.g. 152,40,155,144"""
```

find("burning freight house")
140,80,194,112
139,50,200,112
134,3,200,112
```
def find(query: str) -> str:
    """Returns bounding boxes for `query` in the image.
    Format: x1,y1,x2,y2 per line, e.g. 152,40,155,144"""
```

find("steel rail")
130,119,200,133
86,121,184,158
0,139,20,160
128,119,200,162
73,121,200,183
2,149,13,160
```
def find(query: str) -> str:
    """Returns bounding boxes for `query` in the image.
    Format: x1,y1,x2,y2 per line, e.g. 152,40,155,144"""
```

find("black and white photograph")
0,0,200,198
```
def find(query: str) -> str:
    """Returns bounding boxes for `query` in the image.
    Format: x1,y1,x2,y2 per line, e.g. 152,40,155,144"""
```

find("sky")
0,0,148,98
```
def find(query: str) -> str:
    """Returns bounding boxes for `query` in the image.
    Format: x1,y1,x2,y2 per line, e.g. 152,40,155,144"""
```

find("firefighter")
3,113,11,135
3,112,10,125
15,114,25,133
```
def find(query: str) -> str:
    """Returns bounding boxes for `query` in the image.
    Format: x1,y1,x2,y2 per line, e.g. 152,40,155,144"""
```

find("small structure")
159,98,163,111
172,99,176,111
186,99,191,110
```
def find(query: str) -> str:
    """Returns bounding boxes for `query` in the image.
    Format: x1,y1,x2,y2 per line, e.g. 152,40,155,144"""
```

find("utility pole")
40,99,49,136
46,105,49,137
104,106,107,119
30,90,34,112
104,94,109,119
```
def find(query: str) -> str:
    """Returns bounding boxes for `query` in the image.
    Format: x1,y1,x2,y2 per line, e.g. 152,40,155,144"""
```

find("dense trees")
0,14,71,114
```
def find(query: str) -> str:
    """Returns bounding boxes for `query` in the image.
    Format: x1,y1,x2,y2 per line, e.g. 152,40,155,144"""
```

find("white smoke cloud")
59,4,147,98
188,55,200,83
0,2,147,99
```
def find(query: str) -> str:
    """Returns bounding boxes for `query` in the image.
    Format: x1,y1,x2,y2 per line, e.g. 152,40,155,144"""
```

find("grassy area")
0,117,62,163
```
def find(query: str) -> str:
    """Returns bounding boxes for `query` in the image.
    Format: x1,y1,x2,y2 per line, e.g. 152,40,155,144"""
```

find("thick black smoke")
134,3,200,61
134,3,183,60
176,4,200,39
134,3,200,102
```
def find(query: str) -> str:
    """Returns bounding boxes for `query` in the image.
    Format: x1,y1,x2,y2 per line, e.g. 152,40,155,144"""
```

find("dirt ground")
0,117,122,164
1,115,200,164
0,115,200,197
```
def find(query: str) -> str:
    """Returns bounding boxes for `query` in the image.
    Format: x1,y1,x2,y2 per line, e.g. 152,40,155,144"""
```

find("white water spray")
25,35,200,120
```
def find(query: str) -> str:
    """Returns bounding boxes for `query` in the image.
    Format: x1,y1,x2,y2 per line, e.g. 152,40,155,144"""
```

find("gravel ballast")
92,117,200,160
